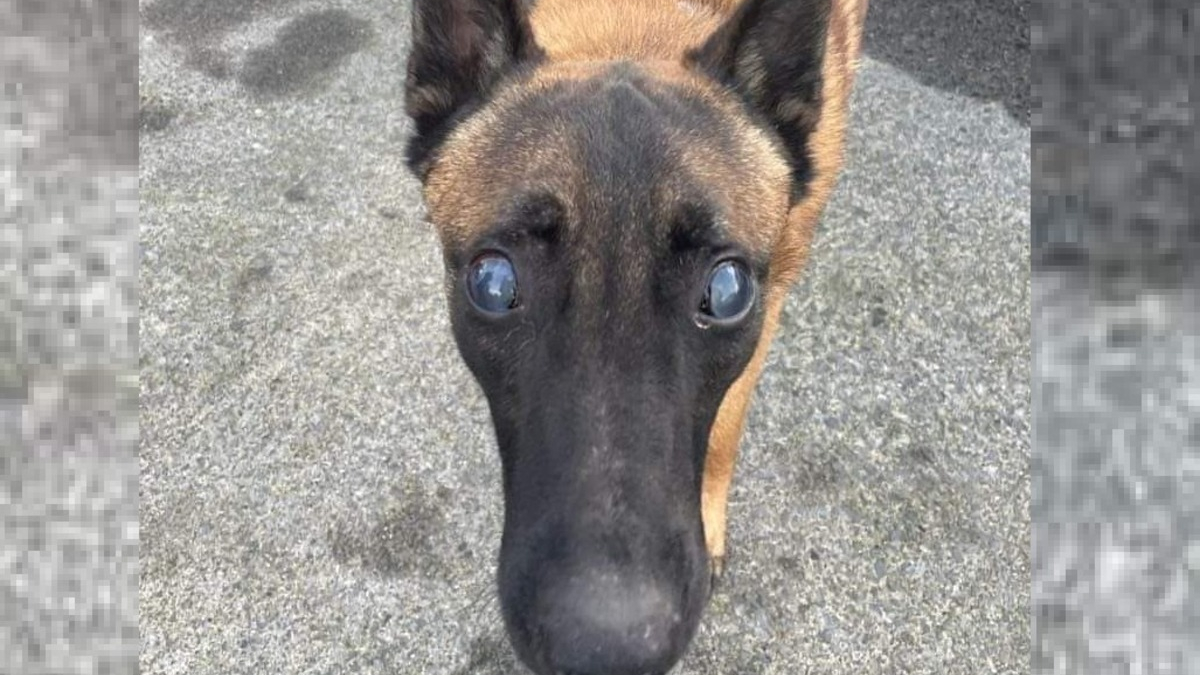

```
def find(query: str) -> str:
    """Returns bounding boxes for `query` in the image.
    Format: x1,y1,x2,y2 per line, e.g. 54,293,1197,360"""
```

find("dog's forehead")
425,61,790,254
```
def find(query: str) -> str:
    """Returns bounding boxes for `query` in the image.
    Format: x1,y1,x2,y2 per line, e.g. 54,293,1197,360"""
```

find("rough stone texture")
1032,0,1195,266
2,2,139,674
136,0,1030,673
1031,1,1199,674
1034,270,1199,675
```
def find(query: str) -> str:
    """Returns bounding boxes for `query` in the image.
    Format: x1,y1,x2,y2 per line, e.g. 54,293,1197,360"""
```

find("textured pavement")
2,2,139,675
137,1,1030,674
1030,1,1198,673
1033,268,1199,675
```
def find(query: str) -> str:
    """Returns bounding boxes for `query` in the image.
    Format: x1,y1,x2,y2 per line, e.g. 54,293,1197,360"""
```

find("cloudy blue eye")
467,253,518,314
699,261,754,323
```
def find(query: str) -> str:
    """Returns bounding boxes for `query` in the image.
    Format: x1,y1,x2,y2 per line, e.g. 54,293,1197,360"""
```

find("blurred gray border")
1032,0,1195,270
1032,1,1198,674
2,1,140,674
4,0,1197,672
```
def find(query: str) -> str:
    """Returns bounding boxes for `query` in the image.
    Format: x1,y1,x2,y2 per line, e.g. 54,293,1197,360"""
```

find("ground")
130,1,1033,673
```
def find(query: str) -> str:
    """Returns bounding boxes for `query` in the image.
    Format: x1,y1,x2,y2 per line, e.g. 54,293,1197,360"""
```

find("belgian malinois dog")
404,0,866,672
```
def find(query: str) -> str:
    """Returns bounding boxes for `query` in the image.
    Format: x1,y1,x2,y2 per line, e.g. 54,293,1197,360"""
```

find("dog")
403,1,866,672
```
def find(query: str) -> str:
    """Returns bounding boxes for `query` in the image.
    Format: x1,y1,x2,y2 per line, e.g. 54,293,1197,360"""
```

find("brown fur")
529,0,724,61
425,58,791,255
702,0,867,571
423,0,868,573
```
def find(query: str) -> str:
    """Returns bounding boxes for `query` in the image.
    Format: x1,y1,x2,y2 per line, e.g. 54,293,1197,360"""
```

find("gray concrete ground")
137,1,1030,673
1030,1,1199,673
1033,268,1199,675
2,3,139,675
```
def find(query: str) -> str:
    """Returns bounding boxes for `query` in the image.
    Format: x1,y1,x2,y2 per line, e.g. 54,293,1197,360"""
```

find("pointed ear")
687,0,832,199
405,0,542,177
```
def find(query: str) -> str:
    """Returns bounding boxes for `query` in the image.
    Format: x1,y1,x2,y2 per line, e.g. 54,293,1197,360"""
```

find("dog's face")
405,2,833,673
430,65,784,672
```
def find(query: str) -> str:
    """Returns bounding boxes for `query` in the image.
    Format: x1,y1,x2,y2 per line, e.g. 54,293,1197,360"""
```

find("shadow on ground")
863,0,1029,125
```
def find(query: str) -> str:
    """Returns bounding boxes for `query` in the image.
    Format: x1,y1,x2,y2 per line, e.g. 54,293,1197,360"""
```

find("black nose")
536,570,686,675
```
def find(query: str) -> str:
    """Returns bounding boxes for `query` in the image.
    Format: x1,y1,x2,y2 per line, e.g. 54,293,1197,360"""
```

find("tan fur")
425,85,578,249
529,0,724,61
426,58,791,256
423,0,868,573
702,0,867,570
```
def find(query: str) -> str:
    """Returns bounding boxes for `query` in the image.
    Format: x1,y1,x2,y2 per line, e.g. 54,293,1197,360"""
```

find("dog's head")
405,1,837,673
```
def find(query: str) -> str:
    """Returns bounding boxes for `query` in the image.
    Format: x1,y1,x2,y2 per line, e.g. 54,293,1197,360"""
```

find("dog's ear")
405,0,541,176
687,0,832,200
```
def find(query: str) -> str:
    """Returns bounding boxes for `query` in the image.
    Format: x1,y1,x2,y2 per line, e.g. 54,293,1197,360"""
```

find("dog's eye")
467,253,518,314
699,261,754,323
